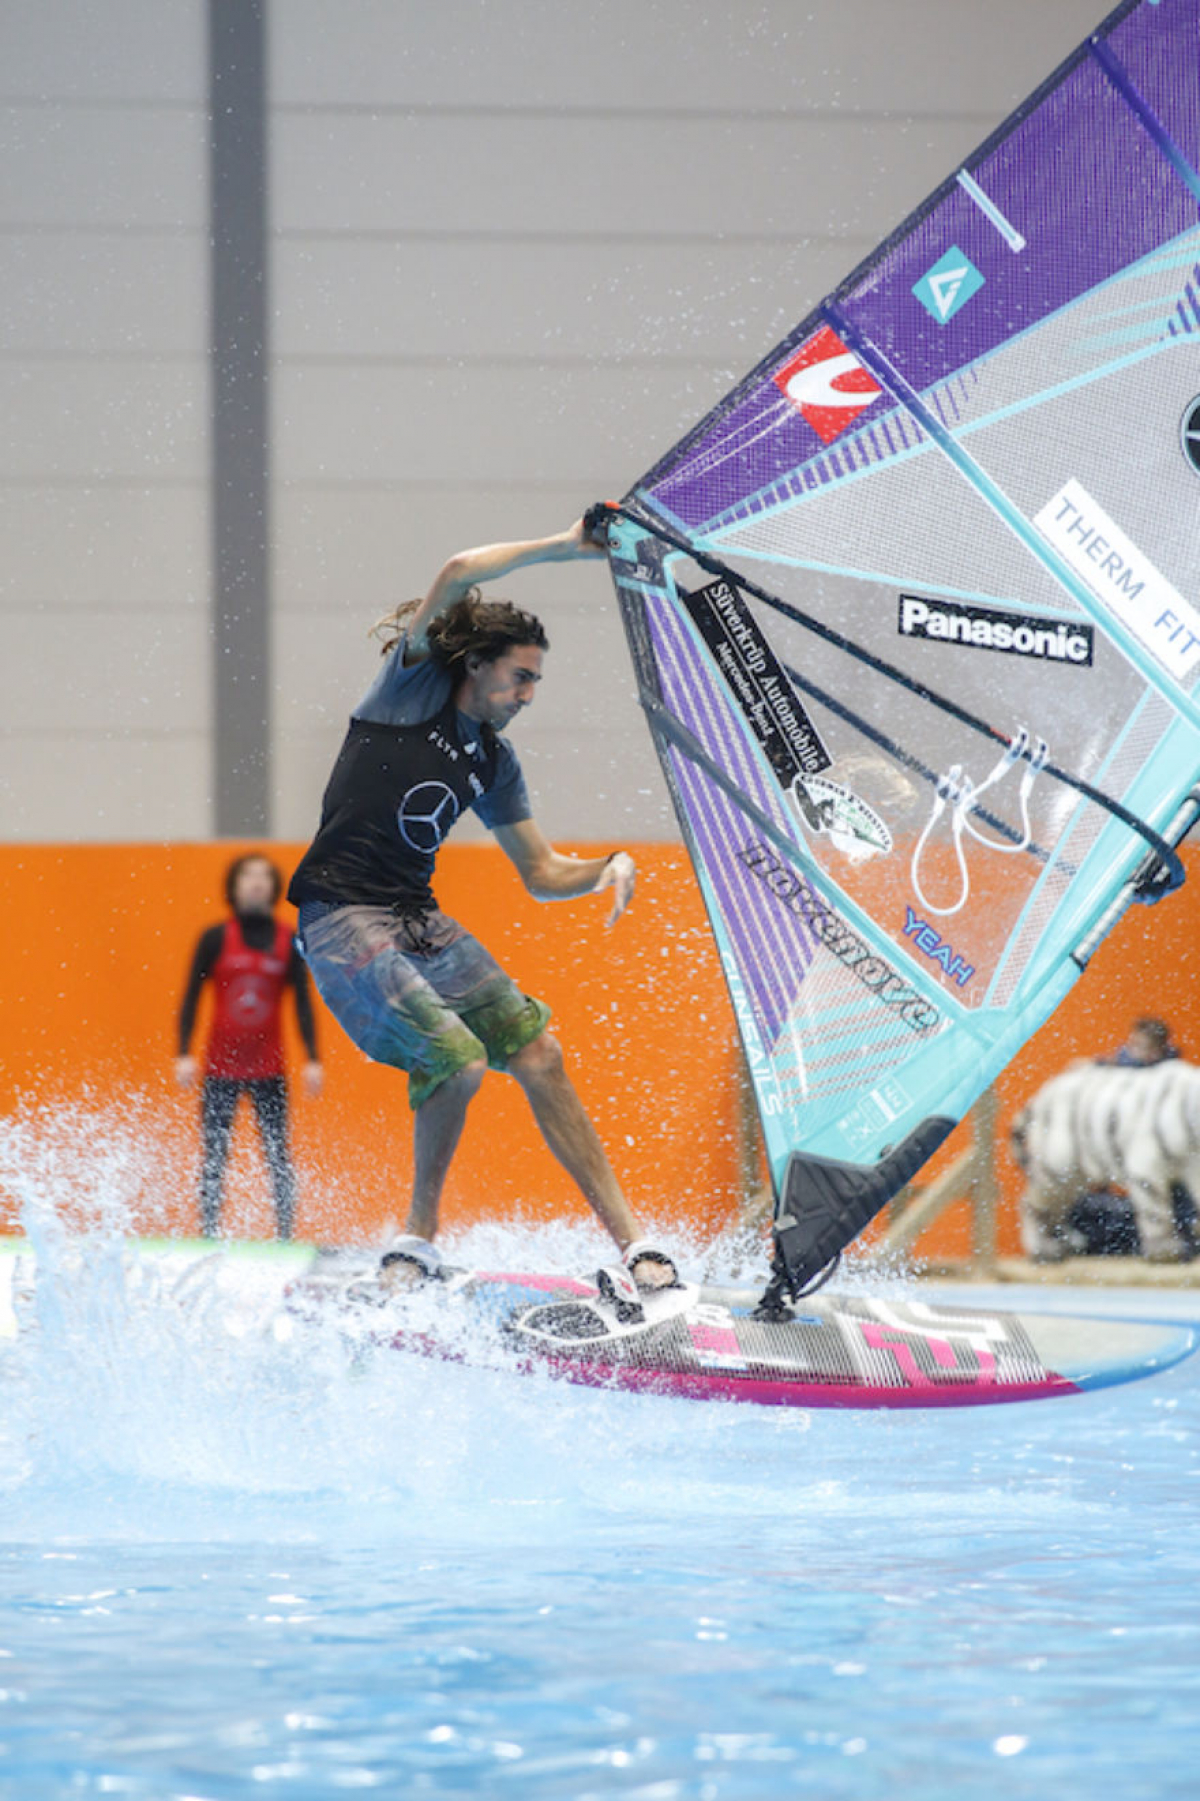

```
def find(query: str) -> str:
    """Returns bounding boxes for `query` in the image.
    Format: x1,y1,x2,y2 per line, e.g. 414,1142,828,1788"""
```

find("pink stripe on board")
472,1271,596,1296
860,1322,996,1388
530,1357,1077,1410
688,1322,742,1355
386,1332,1077,1409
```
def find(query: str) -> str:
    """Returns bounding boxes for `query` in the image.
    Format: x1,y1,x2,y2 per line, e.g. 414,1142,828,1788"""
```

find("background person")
176,852,323,1239
1099,1016,1181,1068
1016,1018,1197,1263
1068,1015,1192,1253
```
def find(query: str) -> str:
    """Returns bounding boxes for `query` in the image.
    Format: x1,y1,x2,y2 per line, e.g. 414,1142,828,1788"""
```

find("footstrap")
622,1239,681,1288
380,1234,444,1280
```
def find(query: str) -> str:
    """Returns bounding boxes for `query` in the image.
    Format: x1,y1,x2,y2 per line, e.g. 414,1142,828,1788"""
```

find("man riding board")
288,518,677,1291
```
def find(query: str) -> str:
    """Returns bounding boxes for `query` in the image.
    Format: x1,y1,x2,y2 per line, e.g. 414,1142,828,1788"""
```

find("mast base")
768,1117,957,1300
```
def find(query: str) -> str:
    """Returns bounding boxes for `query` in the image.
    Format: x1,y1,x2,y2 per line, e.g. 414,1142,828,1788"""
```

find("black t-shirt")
288,698,502,911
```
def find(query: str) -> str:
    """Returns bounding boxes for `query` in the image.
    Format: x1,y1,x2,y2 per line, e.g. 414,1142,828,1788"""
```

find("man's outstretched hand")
566,513,611,559
595,851,636,926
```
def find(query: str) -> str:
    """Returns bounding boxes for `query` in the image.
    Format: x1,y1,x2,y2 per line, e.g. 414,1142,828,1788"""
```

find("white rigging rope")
910,728,1049,919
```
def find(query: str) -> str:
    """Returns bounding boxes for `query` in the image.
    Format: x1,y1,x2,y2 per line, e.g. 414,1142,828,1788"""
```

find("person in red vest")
175,852,323,1238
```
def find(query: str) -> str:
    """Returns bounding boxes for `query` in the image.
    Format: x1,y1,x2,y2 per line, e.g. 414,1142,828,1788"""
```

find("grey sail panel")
603,0,1200,1291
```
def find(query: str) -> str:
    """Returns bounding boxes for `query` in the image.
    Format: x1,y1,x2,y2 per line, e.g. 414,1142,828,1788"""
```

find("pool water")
1,1202,1198,1797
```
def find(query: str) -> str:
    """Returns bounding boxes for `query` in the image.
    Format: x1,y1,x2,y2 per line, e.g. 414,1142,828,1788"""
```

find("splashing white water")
0,1102,813,1546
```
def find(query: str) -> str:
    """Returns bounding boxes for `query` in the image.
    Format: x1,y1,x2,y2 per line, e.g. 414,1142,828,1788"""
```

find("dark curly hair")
1132,1016,1174,1055
372,589,548,668
224,852,283,909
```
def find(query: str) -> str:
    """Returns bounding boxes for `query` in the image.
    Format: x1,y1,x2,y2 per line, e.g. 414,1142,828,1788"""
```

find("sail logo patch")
898,594,1093,665
837,1082,912,1155
1181,397,1200,474
903,907,974,987
1034,478,1200,686
738,842,941,1035
719,948,784,1117
790,773,892,863
773,325,882,443
682,578,831,779
912,247,985,325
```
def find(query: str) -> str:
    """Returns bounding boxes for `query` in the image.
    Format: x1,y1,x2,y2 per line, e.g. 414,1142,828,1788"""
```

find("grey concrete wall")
4,0,1104,842
2,1,211,839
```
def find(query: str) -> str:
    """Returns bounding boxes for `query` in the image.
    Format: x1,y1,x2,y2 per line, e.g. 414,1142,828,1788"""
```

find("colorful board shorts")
297,901,551,1109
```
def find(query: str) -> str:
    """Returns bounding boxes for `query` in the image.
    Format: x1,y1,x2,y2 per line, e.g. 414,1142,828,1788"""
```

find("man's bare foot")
380,1235,445,1289
623,1241,679,1291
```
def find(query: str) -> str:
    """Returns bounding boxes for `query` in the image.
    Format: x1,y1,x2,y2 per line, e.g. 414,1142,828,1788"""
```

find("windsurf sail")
594,0,1200,1303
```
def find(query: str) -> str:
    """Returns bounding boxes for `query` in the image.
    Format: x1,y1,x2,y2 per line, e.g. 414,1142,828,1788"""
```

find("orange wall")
0,843,747,1245
2,841,1198,1258
865,842,1200,1260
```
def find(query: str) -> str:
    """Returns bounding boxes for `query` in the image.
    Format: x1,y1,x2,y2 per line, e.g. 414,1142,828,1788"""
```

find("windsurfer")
288,518,677,1291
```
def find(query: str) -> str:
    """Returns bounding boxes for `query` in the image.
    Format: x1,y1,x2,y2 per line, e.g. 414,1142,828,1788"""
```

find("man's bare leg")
506,1033,649,1254
406,1059,486,1241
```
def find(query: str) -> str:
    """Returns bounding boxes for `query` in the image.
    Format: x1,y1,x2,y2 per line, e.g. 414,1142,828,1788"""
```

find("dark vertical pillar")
209,0,270,835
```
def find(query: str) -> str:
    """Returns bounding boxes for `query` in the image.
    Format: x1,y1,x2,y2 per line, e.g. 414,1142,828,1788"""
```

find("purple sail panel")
839,51,1199,400
668,746,809,1048
635,15,1200,539
646,596,818,1045
643,321,893,535
1107,0,1200,176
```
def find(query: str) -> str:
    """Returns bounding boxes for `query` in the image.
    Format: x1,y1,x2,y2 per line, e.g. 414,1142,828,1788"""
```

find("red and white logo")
773,325,882,444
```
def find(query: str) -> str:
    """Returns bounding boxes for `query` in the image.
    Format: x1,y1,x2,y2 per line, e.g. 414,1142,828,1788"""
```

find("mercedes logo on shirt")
397,782,461,852
1183,397,1200,474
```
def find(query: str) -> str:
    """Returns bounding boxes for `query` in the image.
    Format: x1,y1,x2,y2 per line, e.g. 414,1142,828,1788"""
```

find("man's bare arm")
493,819,635,926
404,518,604,664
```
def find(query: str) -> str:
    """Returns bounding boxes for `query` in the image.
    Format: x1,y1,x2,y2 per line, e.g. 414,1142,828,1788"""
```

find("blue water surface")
1,1199,1198,1800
